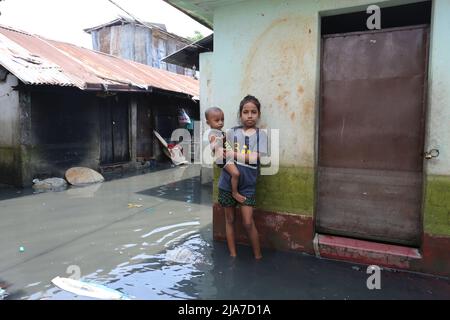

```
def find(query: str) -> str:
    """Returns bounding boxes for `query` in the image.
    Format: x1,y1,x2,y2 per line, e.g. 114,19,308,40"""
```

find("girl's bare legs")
224,207,237,257
240,205,262,259
224,164,246,203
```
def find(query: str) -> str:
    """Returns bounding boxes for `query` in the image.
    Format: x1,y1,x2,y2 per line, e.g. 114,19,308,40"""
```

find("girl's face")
240,102,260,128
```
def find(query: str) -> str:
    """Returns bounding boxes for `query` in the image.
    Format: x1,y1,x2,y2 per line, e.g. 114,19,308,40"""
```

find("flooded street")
0,165,449,300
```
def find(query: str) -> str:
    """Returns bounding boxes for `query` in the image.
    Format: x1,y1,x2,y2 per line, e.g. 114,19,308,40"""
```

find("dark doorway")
136,96,154,161
316,23,430,246
321,1,431,35
99,95,130,165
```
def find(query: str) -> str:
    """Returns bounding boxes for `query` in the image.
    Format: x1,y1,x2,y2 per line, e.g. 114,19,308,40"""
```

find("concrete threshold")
315,234,422,270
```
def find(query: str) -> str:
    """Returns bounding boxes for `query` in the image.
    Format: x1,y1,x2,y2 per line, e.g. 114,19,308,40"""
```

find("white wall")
199,52,214,183
0,73,19,146
425,0,450,175
210,0,442,169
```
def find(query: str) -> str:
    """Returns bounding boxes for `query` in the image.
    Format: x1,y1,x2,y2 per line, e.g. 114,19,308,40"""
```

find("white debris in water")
165,247,200,264
0,288,7,300
25,282,42,288
32,178,67,192
122,244,137,249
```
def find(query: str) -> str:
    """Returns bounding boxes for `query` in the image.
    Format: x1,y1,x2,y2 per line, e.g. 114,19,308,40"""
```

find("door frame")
313,24,431,246
99,95,131,165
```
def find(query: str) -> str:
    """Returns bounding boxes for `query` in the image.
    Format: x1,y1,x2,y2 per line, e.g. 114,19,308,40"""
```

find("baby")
205,107,246,203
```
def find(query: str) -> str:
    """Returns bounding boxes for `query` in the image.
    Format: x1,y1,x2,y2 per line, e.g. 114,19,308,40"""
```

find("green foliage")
187,30,204,43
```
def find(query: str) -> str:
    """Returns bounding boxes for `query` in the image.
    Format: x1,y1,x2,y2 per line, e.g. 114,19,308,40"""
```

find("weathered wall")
199,52,214,183
0,73,20,185
206,0,449,275
25,88,101,184
91,24,192,75
211,0,449,226
211,0,355,215
423,0,450,237
213,0,428,166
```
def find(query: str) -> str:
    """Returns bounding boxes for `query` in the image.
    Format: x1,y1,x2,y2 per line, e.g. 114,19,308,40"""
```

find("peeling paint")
290,112,296,121
239,15,316,167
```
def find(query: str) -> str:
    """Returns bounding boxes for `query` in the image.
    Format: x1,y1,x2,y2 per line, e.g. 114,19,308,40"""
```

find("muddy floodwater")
0,165,449,300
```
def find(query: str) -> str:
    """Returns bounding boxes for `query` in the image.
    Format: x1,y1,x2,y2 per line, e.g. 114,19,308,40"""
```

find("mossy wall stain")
214,168,450,238
424,175,450,237
214,166,314,215
0,146,21,186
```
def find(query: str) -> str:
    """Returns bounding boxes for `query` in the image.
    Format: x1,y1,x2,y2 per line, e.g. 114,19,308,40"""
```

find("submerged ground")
0,165,448,300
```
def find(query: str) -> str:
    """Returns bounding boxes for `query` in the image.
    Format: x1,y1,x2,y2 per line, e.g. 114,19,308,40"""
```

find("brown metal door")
317,26,429,246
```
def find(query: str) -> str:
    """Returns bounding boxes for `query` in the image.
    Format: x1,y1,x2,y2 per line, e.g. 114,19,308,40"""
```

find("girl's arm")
224,130,267,164
224,150,259,164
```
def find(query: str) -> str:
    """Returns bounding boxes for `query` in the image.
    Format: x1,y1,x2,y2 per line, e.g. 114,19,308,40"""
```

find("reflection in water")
66,183,102,199
2,173,449,300
24,235,212,300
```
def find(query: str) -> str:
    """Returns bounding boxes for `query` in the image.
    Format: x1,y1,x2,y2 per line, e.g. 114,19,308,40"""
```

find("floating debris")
32,178,67,192
128,203,143,208
0,288,7,300
51,276,128,300
165,247,201,264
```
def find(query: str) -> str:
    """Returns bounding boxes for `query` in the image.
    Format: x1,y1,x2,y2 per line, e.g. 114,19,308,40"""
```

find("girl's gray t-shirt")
218,127,268,197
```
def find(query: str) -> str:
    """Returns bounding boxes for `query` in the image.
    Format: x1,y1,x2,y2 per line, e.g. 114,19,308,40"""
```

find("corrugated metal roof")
84,17,191,44
84,17,168,33
162,33,213,70
0,25,199,97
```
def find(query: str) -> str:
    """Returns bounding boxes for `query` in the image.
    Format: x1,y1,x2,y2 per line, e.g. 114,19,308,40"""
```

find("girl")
218,95,267,259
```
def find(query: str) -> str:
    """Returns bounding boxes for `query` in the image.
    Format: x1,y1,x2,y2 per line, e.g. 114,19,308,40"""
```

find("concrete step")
314,234,422,270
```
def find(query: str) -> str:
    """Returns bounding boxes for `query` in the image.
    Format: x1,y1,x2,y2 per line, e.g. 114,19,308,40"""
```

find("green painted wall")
214,166,314,215
0,73,21,186
424,175,450,237
0,146,21,186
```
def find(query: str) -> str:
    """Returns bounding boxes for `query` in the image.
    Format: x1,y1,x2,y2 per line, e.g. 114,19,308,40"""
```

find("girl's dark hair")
239,95,261,115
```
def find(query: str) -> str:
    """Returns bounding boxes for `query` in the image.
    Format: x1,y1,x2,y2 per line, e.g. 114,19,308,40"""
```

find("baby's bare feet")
232,192,246,204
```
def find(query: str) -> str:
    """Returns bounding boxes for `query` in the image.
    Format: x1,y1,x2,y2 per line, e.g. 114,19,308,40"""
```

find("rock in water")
32,178,67,192
65,167,104,186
